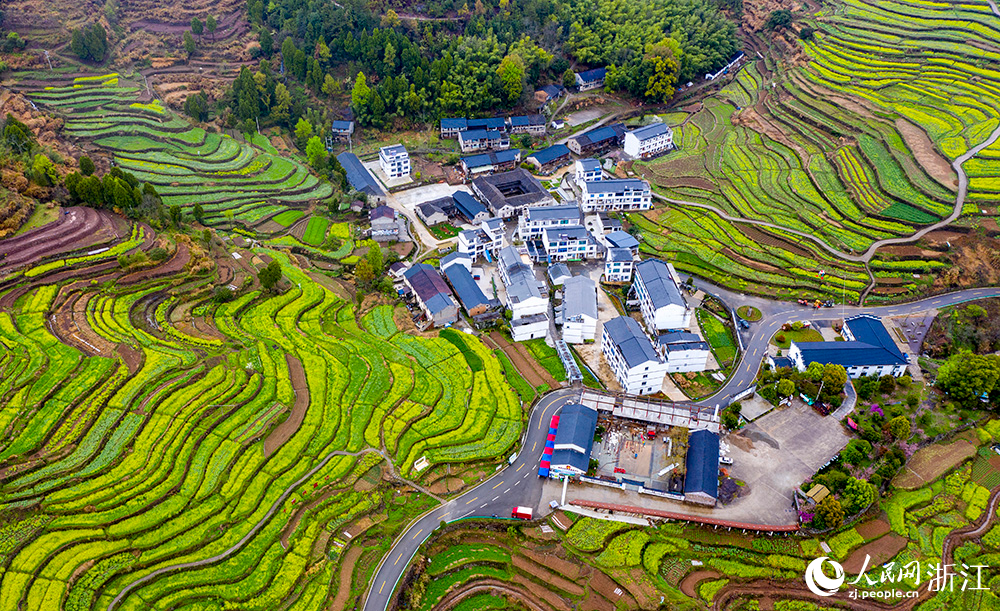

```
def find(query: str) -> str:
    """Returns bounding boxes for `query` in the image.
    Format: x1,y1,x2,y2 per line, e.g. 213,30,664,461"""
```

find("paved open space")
727,400,849,515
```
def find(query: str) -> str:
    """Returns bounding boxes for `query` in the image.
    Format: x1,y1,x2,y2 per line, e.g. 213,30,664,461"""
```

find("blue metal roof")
550,403,598,472
584,178,648,194
330,120,354,132
605,230,639,250
443,264,491,313
452,191,487,220
336,152,384,197
528,144,571,165
577,158,601,171
459,129,503,142
468,117,506,131
543,225,590,241
461,149,520,169
607,247,633,262
656,331,701,345
684,429,720,498
604,316,660,369
795,315,907,369
403,263,455,316
576,67,607,83
441,118,467,130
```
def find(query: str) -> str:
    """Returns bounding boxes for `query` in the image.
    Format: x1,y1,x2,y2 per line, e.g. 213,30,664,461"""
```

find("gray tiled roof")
543,225,590,241
584,178,648,194
403,263,455,316
607,247,633,262
604,316,660,369
562,275,597,321
629,122,670,141
525,203,581,224
337,152,384,197
605,230,639,250
635,259,685,308
577,158,601,171
656,331,701,345
443,264,491,313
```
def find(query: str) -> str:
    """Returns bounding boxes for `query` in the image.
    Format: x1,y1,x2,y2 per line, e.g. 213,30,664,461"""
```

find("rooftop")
527,144,571,165
793,316,907,369
576,67,607,83
403,264,456,315
473,169,552,213
629,122,671,141
684,429,720,498
330,120,354,131
583,178,649,194
572,123,626,148
547,263,572,284
661,340,711,354
510,114,545,127
461,149,520,169
635,259,685,309
576,158,601,171
604,316,661,369
369,205,395,221
605,230,639,250
656,331,701,345
380,144,407,157
336,152,385,198
550,403,598,472
607,247,633,263
562,275,598,321
452,191,488,220
524,202,582,224
543,225,590,241
443,264,492,312
441,118,468,129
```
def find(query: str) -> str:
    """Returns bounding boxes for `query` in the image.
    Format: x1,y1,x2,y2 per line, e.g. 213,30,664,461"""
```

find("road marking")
394,552,403,565
493,481,503,489
516,463,524,472
504,488,510,493
411,529,423,539
480,503,487,508
514,480,520,486
523,472,530,479
532,442,537,453
466,497,478,504
492,495,500,501
461,510,473,518
379,581,386,594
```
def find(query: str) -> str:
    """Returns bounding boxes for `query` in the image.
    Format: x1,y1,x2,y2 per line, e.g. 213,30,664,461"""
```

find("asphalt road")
363,286,1000,611
363,387,579,611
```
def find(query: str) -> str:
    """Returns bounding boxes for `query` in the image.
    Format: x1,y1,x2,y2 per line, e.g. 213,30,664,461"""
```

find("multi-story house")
623,123,674,159
575,67,607,91
574,158,602,187
458,129,511,153
559,276,598,344
378,144,410,179
517,203,583,240
508,114,547,136
457,217,505,261
580,179,652,212
601,316,668,395
605,247,634,283
632,259,691,333
789,314,909,378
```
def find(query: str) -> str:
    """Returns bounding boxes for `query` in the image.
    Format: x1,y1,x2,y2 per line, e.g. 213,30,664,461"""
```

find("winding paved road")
363,286,1000,611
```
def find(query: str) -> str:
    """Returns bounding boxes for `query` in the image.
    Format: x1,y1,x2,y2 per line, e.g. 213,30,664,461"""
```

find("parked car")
511,506,533,520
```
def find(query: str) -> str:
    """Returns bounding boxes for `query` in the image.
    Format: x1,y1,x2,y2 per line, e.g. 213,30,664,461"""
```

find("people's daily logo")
805,557,845,596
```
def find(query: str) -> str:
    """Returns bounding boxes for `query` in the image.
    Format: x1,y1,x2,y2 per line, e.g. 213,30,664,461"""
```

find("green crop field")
301,217,330,246
696,309,737,369
16,74,331,229
0,243,525,611
635,0,1000,304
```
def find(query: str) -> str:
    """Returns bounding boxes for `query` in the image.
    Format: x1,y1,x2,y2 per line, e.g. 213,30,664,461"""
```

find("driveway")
385,184,475,256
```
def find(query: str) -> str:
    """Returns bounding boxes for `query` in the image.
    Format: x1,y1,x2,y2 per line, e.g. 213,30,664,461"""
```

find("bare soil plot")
264,354,310,456
893,438,977,489
680,570,722,598
842,533,909,573
896,118,958,189
855,519,890,541
512,554,585,596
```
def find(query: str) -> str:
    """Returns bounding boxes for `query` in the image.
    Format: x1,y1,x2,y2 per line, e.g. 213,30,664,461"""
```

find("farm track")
711,486,1000,610
660,121,1000,303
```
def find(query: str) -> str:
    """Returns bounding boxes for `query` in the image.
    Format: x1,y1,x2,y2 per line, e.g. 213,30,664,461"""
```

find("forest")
224,0,739,133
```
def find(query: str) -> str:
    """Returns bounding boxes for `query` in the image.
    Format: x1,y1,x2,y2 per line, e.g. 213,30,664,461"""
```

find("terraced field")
0,230,523,610
17,74,331,228
638,0,1000,303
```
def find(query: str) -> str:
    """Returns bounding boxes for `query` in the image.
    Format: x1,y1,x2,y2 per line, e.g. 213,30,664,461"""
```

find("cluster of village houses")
323,87,728,397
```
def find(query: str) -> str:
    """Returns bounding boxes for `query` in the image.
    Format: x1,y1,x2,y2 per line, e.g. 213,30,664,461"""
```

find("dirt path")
263,354,309,456
680,570,722,598
328,544,365,611
485,332,557,389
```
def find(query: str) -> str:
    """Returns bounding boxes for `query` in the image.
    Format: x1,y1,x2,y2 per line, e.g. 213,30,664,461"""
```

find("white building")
655,332,710,373
789,314,909,379
623,123,673,160
517,203,583,240
605,248,634,283
379,144,410,179
632,259,691,333
457,218,505,261
559,275,598,344
601,316,668,395
498,246,549,340
536,225,602,262
580,179,652,212
575,68,607,91
458,129,511,153
575,158,602,188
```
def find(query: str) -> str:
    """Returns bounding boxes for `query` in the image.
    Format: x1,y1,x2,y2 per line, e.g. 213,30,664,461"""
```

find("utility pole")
44,50,53,71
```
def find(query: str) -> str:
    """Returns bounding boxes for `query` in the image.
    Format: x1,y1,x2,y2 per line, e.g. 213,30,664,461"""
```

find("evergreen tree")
191,17,203,36
206,15,217,41
183,30,196,57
